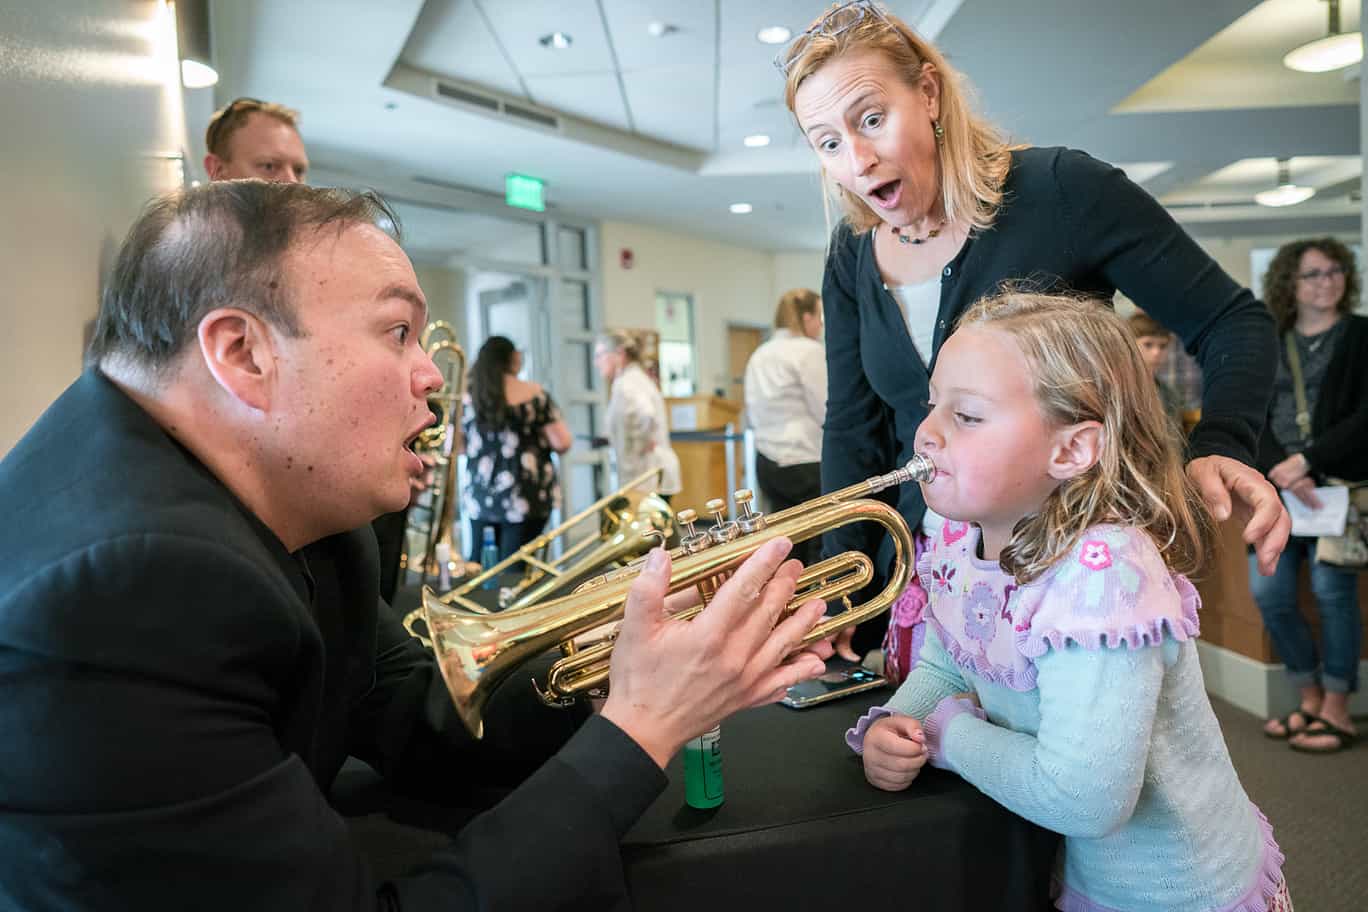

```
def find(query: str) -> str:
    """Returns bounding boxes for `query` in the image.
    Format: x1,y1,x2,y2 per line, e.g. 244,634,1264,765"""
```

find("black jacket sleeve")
820,225,897,561
1054,149,1277,466
1302,319,1368,480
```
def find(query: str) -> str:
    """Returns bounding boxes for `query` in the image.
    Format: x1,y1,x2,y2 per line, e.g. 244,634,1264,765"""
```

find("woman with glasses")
462,336,573,561
1252,238,1367,754
778,1,1290,670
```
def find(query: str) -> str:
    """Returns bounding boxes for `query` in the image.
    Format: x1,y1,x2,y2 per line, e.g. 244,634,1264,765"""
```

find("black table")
621,695,1059,911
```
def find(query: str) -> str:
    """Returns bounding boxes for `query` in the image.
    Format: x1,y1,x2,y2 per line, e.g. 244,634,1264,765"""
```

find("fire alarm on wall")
619,248,634,269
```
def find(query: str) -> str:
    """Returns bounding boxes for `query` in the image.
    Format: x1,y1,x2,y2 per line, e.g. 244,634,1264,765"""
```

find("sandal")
1288,719,1357,754
1263,708,1318,740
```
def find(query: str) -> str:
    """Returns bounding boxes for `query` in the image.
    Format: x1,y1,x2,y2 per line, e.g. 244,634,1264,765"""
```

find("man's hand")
1186,455,1291,577
861,715,927,791
601,538,833,768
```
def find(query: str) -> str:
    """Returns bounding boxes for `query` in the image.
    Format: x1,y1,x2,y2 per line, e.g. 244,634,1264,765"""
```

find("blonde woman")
848,293,1289,911
594,330,682,499
780,0,1289,663
744,289,827,559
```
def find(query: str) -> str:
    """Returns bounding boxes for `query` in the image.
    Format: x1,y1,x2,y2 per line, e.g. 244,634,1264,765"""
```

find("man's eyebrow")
379,283,427,322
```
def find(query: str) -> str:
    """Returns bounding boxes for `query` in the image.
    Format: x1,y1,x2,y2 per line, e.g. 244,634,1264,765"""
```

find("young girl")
846,293,1289,911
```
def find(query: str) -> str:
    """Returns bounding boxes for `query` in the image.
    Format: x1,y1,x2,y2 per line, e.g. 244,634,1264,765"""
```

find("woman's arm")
537,389,573,454
821,228,896,559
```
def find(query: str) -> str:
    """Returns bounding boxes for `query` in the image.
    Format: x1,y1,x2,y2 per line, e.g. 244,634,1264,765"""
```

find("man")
204,97,310,183
0,181,831,909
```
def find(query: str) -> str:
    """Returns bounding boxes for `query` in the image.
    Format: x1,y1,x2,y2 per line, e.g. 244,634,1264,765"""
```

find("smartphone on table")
781,658,888,709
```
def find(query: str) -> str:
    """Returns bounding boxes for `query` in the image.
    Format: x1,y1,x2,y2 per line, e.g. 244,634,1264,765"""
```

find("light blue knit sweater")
847,523,1284,912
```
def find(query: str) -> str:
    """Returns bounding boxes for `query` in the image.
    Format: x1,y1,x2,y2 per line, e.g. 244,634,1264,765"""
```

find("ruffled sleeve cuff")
844,705,898,755
922,696,986,772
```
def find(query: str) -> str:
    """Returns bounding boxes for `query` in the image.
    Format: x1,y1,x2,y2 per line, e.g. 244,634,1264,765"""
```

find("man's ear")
204,153,226,180
1047,421,1102,481
197,308,276,411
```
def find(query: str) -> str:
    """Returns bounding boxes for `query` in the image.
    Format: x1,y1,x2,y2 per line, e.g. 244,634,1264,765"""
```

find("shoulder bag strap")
1284,333,1313,443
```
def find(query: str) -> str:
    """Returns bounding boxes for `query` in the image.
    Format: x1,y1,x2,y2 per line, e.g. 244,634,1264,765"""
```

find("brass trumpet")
417,455,935,739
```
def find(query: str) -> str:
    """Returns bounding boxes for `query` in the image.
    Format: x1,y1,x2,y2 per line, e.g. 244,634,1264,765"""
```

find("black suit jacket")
0,369,664,910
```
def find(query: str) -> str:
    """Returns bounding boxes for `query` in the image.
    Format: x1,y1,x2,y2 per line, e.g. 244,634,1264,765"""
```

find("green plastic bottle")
683,724,724,809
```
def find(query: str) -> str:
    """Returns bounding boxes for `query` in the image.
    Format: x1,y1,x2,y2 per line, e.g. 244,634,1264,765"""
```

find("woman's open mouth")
868,179,902,210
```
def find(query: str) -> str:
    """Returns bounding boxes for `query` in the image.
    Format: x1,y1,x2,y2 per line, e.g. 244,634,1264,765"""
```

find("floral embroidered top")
847,521,1286,912
461,390,562,523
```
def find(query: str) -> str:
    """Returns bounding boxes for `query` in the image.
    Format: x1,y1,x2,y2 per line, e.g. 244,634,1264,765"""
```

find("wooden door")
726,325,766,404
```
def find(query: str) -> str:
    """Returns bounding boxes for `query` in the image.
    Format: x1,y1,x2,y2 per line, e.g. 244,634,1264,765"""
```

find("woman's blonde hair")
774,288,821,331
956,292,1215,584
782,3,1017,235
595,329,641,363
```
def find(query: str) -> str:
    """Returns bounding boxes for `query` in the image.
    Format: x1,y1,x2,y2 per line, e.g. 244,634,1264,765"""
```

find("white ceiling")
208,0,1362,252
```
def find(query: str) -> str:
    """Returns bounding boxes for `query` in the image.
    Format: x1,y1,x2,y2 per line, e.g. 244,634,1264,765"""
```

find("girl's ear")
1048,421,1102,481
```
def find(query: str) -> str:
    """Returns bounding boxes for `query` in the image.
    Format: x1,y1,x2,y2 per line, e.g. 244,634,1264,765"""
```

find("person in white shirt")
744,289,827,563
594,330,683,500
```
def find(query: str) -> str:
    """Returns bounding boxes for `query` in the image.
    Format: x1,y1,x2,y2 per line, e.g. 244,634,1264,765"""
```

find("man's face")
208,112,309,183
269,224,442,532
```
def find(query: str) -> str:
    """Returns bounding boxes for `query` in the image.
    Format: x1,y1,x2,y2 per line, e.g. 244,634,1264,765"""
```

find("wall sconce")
1284,0,1362,73
173,0,218,88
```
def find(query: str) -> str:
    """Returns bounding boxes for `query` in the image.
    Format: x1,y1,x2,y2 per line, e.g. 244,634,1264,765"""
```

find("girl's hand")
862,714,928,792
1186,455,1291,577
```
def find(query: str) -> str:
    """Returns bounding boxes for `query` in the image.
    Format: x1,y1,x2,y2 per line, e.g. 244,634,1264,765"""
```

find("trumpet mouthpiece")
866,454,937,494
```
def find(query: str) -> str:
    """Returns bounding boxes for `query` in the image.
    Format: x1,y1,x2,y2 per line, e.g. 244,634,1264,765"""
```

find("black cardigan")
821,146,1277,584
1257,312,1368,482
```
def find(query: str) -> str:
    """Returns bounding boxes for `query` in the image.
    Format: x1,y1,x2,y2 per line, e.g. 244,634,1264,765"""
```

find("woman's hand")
1186,455,1291,577
1287,477,1323,510
862,714,927,791
1268,453,1311,489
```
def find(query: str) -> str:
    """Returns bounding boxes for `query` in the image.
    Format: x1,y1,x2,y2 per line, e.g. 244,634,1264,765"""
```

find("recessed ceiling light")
729,203,754,214
647,21,679,38
180,59,218,88
539,32,572,50
743,134,771,148
756,26,791,45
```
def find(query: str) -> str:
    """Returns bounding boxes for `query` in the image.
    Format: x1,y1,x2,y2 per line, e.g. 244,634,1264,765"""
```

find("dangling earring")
933,120,945,144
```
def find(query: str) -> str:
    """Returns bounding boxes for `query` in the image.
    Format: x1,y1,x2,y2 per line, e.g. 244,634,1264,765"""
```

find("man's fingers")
621,548,672,631
1188,459,1232,522
753,598,826,671
705,538,795,632
1253,509,1292,577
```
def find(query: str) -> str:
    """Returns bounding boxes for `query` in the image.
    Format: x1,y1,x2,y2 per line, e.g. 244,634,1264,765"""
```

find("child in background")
846,293,1288,911
1127,309,1185,425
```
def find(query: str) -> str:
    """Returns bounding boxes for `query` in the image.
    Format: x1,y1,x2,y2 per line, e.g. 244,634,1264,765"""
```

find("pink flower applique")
942,521,970,546
929,562,957,596
1078,540,1113,571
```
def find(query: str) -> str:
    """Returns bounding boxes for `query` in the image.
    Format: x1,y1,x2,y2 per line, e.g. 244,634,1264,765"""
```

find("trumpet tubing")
417,455,935,739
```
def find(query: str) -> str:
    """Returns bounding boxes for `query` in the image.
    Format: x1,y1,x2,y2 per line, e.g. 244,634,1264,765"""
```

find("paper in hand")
1280,485,1350,538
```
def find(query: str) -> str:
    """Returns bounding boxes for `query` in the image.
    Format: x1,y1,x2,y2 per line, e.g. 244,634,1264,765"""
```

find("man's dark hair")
88,180,401,376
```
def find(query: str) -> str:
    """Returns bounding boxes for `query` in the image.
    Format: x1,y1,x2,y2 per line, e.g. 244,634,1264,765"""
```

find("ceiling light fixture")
729,203,754,214
1254,158,1316,207
743,134,771,148
173,0,218,88
756,26,791,45
539,32,572,50
647,21,679,38
1284,0,1362,73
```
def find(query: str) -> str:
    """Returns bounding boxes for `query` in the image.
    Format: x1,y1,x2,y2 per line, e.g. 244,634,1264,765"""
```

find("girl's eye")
391,325,410,345
955,412,981,426
922,398,935,411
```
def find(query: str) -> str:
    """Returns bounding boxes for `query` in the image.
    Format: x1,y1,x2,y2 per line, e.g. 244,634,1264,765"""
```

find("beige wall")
773,250,826,304
600,221,776,397
0,1,189,455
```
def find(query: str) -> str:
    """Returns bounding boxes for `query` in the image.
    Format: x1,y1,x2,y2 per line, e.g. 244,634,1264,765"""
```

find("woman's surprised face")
794,50,942,226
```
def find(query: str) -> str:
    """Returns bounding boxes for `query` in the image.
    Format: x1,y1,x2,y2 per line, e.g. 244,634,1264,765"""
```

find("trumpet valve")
705,498,740,544
733,488,766,534
676,508,711,554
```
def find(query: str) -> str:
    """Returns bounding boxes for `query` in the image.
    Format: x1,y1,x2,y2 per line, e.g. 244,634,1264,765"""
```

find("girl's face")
793,50,942,227
914,327,1069,557
1293,247,1347,319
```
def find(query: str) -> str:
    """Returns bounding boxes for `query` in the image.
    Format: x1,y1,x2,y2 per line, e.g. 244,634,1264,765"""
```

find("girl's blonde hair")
956,292,1215,584
782,3,1018,236
774,288,821,331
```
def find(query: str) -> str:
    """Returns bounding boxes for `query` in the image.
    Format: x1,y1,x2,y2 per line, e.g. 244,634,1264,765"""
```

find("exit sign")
505,173,546,212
